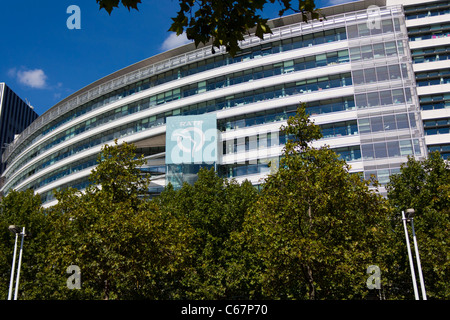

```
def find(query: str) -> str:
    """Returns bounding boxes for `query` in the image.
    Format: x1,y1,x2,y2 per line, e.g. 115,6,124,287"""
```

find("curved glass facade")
1,0,435,205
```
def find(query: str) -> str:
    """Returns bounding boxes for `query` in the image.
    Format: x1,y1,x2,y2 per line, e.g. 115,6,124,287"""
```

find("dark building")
0,83,39,181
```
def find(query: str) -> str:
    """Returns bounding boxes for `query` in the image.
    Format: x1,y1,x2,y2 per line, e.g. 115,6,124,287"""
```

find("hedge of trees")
1,105,448,300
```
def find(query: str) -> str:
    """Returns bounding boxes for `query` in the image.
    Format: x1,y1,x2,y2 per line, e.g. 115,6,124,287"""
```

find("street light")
407,209,427,300
8,225,26,300
402,209,427,300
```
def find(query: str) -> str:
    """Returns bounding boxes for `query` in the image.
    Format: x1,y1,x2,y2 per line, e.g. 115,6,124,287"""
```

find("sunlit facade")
1,0,448,207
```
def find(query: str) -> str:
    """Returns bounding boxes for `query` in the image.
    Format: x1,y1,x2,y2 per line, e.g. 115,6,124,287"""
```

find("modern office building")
1,0,448,207
400,0,450,159
0,83,39,186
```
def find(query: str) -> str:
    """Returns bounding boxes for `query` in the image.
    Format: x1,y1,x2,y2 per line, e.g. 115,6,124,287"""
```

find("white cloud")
9,68,48,89
161,32,192,51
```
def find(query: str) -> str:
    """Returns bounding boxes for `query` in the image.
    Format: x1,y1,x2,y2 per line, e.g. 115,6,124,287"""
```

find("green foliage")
170,0,322,56
89,139,150,204
155,168,259,299
1,119,448,300
0,190,52,300
96,0,321,57
43,139,194,299
232,104,395,299
386,152,450,299
96,0,142,14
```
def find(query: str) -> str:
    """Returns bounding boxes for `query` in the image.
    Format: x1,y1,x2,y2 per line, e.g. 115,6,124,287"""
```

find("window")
387,141,401,157
392,89,405,104
350,47,361,61
358,23,371,37
338,50,350,63
376,66,389,82
373,43,385,58
370,117,384,132
353,70,365,85
362,144,375,160
367,92,380,107
374,142,388,158
347,24,359,38
382,19,394,33
383,115,397,131
400,140,413,156
358,118,371,134
385,42,397,56
388,65,401,80
361,45,373,60
316,53,327,67
356,94,368,109
365,68,377,83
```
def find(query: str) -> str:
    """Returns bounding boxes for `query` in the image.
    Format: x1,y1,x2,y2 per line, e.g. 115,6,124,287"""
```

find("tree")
0,190,53,300
232,104,395,299
44,140,194,299
96,0,321,56
386,152,450,299
96,0,141,14
155,168,259,299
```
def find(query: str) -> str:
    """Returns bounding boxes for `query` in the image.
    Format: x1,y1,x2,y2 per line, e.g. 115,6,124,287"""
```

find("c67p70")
225,304,268,315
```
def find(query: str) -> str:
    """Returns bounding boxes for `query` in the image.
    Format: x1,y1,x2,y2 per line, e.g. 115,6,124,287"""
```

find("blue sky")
0,0,344,116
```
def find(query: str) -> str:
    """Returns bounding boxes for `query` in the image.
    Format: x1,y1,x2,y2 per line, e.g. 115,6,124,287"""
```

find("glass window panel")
387,141,400,157
380,90,393,105
394,18,401,32
284,60,294,73
392,89,405,104
353,70,365,85
314,31,325,45
347,24,359,38
370,116,383,132
385,42,397,56
361,45,373,60
316,53,327,66
405,88,412,103
317,77,329,90
400,140,413,156
383,115,397,130
373,43,385,58
374,142,388,158
388,65,402,80
358,23,370,37
367,92,380,107
382,19,394,33
377,169,390,184
303,34,313,47
396,114,409,129
364,68,377,83
413,139,422,155
401,64,408,79
338,50,350,63
362,144,375,160
376,66,389,81
355,94,368,108
350,47,361,61
365,170,377,181
409,113,417,128
292,37,303,49
359,118,371,134
304,55,316,68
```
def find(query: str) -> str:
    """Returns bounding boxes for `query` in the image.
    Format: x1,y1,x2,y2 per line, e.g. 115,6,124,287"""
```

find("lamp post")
401,211,419,300
406,209,427,300
402,209,427,300
7,225,26,300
